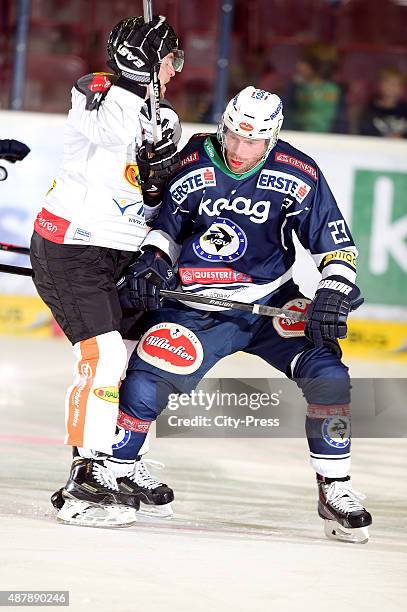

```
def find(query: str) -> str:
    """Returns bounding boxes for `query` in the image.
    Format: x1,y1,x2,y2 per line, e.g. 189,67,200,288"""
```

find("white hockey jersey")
34,72,180,251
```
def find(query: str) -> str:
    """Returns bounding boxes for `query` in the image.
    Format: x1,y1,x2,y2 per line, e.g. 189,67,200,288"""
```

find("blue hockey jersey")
142,134,358,309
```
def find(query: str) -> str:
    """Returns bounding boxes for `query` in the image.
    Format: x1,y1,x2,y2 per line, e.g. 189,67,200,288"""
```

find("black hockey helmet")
107,15,181,72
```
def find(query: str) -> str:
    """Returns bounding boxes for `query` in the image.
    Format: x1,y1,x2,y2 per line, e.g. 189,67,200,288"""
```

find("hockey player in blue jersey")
64,86,372,542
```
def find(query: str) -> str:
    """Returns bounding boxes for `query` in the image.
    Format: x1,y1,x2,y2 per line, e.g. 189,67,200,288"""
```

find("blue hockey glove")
305,275,364,348
118,248,177,311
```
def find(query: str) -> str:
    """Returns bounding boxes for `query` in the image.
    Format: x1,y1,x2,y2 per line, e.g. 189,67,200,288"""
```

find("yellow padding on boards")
341,319,407,362
1,296,406,362
0,294,56,337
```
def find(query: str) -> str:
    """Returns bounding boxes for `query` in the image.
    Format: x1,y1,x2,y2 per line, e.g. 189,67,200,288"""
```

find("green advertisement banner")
352,170,407,308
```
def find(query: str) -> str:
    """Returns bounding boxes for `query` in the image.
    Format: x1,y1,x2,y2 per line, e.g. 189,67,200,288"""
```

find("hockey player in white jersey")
114,87,372,542
30,15,183,526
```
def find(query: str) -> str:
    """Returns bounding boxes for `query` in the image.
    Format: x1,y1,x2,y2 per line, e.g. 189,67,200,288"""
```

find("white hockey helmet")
218,86,284,160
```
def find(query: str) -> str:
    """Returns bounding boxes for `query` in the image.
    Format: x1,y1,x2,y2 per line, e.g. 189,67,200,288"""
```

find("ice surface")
0,338,406,612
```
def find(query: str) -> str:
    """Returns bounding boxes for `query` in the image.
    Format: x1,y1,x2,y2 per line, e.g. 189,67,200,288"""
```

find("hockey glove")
137,122,180,198
305,275,364,348
118,248,177,311
0,139,30,162
114,16,176,85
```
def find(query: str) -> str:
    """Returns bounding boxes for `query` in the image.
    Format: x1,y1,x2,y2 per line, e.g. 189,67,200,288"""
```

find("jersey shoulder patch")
178,134,212,169
272,140,318,181
75,73,115,111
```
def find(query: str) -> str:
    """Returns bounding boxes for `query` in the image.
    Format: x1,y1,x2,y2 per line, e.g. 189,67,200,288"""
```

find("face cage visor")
217,125,271,172
218,124,270,154
160,49,184,73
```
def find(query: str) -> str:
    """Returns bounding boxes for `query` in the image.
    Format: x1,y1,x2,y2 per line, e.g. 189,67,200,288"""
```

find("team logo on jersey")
124,163,142,190
137,322,204,374
272,298,310,338
112,427,132,450
193,218,247,263
199,195,270,224
322,417,350,449
257,170,311,203
170,167,217,204
93,386,119,403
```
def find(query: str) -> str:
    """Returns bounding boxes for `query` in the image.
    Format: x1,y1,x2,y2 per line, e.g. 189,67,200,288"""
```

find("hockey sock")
306,404,351,477
111,409,153,461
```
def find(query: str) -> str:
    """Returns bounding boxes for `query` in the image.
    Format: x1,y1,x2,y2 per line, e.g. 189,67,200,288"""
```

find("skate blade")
56,499,138,528
138,502,173,519
324,520,369,544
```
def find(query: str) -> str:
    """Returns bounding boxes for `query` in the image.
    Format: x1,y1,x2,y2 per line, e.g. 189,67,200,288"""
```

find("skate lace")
92,462,119,491
133,459,163,490
326,481,366,513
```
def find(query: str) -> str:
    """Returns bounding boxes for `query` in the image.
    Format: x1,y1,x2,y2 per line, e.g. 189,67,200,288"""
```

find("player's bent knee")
119,369,176,422
292,346,350,405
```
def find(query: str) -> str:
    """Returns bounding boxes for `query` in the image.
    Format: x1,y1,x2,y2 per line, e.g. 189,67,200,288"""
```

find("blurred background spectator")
358,67,407,138
282,43,347,133
1,0,407,137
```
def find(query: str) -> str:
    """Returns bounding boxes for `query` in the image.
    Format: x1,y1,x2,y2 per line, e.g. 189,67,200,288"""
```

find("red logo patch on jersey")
137,322,204,374
272,299,311,338
179,267,252,285
274,152,317,181
203,168,215,183
239,122,254,132
88,73,111,93
34,208,70,243
181,151,200,167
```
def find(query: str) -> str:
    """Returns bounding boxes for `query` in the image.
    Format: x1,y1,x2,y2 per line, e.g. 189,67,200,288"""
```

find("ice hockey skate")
317,474,372,543
52,457,139,528
118,458,174,518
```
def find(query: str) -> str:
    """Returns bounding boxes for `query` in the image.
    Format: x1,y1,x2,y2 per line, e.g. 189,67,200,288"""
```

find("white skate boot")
317,474,372,543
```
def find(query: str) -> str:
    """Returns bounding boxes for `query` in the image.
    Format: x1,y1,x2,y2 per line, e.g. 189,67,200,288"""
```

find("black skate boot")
118,457,174,518
54,457,139,528
317,474,372,543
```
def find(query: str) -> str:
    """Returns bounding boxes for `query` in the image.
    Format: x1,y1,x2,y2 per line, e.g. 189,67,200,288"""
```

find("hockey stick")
143,0,162,143
160,289,307,321
0,241,30,255
0,262,305,321
0,262,33,276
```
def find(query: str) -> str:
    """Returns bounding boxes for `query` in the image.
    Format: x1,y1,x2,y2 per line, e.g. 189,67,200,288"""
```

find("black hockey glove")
137,123,180,198
118,248,177,311
114,16,176,85
305,275,364,348
0,139,30,163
